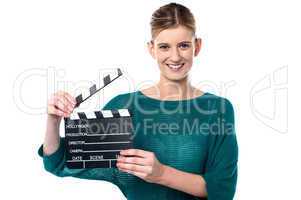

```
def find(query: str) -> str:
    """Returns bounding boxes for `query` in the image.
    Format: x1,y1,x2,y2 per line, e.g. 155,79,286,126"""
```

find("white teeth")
167,64,183,69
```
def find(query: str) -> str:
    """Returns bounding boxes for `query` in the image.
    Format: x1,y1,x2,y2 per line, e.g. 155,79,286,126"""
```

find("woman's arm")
38,92,119,183
117,149,207,198
43,114,61,155
158,164,207,198
44,91,76,155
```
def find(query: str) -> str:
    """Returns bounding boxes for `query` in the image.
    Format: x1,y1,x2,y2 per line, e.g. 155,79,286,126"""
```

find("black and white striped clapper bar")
64,68,134,169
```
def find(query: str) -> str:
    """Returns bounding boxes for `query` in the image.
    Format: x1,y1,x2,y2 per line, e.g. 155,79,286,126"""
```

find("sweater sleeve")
37,94,124,184
202,98,239,200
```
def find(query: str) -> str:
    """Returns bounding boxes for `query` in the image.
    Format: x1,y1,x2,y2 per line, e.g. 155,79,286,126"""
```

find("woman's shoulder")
115,91,138,101
102,91,137,110
202,92,235,113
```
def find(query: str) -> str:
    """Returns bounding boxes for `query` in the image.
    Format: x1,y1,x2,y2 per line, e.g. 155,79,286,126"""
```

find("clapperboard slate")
64,68,133,169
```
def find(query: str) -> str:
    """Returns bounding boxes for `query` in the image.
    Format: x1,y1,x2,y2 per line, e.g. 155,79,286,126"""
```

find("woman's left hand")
117,149,166,184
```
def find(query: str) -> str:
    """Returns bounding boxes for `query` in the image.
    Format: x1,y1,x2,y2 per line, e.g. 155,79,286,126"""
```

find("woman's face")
148,25,201,81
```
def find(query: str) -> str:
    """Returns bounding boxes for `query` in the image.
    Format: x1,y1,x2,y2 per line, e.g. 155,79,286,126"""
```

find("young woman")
39,3,238,200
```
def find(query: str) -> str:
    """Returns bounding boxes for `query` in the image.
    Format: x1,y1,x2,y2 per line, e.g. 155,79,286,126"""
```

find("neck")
156,75,195,100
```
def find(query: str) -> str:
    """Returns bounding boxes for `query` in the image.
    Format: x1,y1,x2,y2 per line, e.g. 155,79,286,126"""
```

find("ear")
194,38,202,57
147,41,156,59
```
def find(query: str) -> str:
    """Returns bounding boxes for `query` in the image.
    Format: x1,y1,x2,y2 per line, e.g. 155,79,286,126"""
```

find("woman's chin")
161,72,189,81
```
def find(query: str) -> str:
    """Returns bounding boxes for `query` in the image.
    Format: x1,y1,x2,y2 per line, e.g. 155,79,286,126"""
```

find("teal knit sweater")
38,91,238,200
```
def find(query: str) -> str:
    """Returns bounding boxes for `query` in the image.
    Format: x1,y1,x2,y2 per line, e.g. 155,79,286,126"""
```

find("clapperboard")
64,68,133,169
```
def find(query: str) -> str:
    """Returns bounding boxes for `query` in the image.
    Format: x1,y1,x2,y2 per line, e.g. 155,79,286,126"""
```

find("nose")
169,48,182,62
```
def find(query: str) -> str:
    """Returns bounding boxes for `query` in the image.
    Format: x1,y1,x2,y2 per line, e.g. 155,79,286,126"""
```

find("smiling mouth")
166,63,185,71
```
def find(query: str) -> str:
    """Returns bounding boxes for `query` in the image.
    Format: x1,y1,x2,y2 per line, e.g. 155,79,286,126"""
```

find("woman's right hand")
47,91,77,123
43,91,76,155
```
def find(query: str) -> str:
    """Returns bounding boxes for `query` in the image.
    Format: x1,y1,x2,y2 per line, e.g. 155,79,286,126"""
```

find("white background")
0,0,300,199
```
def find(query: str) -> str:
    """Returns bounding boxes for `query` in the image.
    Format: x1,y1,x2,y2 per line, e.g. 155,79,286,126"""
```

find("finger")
117,162,151,174
53,96,70,113
118,156,149,166
119,168,146,179
56,91,76,108
120,149,152,158
50,95,73,113
47,104,67,117
48,102,69,118
62,92,77,106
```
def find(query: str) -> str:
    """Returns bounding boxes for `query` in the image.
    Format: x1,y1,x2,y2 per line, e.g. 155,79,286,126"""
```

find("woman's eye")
179,43,190,49
159,45,169,50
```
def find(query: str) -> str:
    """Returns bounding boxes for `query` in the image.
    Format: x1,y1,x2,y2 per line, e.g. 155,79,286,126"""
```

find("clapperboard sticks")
64,68,134,169
74,68,122,108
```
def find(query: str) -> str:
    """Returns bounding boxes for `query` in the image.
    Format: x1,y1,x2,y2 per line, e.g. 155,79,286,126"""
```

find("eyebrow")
157,41,192,46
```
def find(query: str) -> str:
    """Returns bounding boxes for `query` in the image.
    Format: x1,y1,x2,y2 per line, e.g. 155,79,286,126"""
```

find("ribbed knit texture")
38,91,238,200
